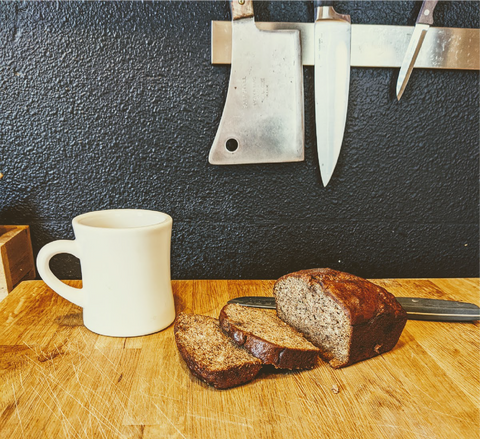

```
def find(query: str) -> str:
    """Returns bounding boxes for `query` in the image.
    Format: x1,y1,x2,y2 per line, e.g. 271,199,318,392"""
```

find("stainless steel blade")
227,296,480,322
396,23,430,100
314,6,351,186
209,8,304,165
396,0,438,100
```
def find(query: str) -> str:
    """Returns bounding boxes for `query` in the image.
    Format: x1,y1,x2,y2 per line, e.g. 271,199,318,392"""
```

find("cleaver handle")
231,0,254,21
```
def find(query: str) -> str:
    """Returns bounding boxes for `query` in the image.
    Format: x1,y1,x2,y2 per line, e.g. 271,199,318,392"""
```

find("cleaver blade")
209,0,304,165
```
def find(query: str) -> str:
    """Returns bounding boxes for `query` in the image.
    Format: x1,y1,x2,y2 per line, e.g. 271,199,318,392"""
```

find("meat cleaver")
209,0,304,165
228,296,480,322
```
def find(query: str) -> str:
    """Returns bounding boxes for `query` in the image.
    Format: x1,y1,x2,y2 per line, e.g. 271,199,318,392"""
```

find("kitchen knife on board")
396,0,438,100
228,296,480,322
209,0,304,165
314,1,351,186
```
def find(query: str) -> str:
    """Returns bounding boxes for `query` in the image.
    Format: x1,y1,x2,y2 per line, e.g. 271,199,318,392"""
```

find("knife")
209,0,304,165
314,1,351,187
228,296,480,322
396,0,438,100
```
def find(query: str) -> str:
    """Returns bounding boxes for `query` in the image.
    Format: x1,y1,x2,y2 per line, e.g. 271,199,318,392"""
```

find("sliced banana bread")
174,313,262,389
219,303,320,369
274,268,407,369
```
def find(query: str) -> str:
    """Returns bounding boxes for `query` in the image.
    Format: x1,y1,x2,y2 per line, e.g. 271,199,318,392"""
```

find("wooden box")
0,225,36,300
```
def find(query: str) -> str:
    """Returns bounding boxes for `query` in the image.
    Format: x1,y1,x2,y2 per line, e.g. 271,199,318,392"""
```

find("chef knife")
396,0,438,100
228,296,480,322
314,1,351,187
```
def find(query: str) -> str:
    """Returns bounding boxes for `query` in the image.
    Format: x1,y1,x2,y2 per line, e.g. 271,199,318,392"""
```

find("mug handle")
36,240,84,307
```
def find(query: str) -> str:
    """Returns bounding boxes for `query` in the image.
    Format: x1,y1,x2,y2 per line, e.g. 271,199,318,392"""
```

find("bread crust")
219,304,320,370
174,313,262,389
274,268,407,369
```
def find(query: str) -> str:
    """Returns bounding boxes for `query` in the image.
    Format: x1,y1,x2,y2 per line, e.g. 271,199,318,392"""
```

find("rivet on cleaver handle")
209,0,304,165
227,296,480,322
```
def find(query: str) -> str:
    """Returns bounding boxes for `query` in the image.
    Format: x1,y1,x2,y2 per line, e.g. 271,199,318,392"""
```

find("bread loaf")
174,313,262,389
219,303,320,369
274,268,407,368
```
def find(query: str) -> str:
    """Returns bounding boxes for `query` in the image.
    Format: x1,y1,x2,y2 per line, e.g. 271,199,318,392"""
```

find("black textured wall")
1,1,478,280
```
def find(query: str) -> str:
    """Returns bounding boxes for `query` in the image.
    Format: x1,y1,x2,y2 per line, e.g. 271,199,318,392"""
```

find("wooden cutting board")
0,279,478,438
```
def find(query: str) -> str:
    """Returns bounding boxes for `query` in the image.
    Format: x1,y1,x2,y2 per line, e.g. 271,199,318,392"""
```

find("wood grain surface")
0,279,478,438
0,226,35,300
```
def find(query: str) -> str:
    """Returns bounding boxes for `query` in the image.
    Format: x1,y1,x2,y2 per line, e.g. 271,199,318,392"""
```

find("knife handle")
417,0,438,25
314,1,350,22
313,0,333,8
231,0,254,21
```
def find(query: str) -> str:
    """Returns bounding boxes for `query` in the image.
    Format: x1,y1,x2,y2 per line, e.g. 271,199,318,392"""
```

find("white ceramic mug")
36,209,175,337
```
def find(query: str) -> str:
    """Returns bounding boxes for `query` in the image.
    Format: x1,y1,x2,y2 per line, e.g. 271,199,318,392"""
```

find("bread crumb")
331,384,339,394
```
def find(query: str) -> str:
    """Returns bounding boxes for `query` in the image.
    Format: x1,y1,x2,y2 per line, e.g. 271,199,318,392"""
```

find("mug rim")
72,209,172,231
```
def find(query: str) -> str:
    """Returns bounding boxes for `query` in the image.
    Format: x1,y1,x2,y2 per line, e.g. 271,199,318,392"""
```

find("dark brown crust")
176,340,262,389
274,268,407,369
341,311,407,368
219,305,319,370
174,313,262,389
275,268,406,326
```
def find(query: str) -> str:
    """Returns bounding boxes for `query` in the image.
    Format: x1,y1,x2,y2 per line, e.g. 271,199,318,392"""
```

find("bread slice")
274,268,407,369
174,313,262,389
219,303,320,369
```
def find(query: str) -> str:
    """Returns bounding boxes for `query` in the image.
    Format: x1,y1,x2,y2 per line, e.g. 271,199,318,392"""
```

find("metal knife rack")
211,22,479,70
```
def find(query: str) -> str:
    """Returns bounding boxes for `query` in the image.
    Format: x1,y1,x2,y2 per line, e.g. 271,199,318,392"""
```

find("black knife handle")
417,0,438,25
398,297,480,322
314,1,334,8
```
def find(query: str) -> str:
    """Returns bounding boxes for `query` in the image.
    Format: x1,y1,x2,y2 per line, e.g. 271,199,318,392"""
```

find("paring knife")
228,296,480,322
396,0,438,100
314,1,351,187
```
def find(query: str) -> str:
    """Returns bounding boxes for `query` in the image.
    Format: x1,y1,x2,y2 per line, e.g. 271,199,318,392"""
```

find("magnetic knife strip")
211,22,479,70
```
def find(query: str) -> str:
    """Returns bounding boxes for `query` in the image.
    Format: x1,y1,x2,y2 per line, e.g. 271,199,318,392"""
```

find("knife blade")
209,0,304,164
396,0,438,100
314,1,351,187
227,296,480,322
